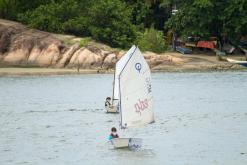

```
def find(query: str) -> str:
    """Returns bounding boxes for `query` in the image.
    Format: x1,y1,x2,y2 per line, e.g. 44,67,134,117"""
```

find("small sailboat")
105,104,118,113
111,45,154,150
106,46,137,113
227,58,247,67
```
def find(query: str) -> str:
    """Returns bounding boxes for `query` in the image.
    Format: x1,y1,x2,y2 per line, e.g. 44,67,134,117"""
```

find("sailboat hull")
112,138,142,150
227,58,247,67
106,106,118,113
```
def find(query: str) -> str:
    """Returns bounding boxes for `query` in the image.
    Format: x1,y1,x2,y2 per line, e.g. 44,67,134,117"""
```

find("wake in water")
25,108,104,113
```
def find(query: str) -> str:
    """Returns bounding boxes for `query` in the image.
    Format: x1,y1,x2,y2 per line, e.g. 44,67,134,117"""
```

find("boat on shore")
226,58,247,67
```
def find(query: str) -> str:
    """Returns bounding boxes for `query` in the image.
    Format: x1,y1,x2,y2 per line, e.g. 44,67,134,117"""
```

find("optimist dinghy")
111,45,154,150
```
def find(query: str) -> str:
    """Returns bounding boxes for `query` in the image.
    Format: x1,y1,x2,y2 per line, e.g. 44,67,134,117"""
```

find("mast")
111,65,116,105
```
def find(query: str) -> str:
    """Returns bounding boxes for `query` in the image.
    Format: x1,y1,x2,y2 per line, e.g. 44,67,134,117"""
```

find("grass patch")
79,37,91,48
63,38,75,46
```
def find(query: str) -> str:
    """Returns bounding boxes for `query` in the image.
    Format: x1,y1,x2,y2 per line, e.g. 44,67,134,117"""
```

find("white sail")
118,46,154,128
112,45,136,105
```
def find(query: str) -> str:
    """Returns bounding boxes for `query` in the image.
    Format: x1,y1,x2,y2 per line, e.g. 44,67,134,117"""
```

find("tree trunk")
172,30,176,51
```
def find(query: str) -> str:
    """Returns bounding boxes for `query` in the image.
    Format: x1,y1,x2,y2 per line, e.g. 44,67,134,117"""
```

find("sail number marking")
135,63,142,73
134,99,149,115
146,78,152,93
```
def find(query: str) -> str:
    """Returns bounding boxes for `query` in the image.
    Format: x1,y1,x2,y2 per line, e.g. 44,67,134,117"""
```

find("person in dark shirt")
108,127,119,140
105,97,111,108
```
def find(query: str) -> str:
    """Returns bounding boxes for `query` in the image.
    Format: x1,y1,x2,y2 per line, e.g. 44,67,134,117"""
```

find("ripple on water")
1,72,247,165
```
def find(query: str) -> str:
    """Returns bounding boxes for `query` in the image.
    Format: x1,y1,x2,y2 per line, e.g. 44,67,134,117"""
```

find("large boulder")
102,53,117,69
67,48,103,69
56,44,80,68
34,43,62,67
0,19,65,67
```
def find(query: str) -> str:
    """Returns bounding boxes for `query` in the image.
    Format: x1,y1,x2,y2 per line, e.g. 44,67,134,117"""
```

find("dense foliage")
17,0,137,48
164,0,247,44
137,26,167,53
0,0,246,51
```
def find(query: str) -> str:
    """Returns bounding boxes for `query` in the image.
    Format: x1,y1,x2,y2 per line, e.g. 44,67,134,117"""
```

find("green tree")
0,0,51,19
124,0,149,28
18,0,79,33
88,0,137,48
17,0,137,48
223,0,247,43
0,0,17,19
165,0,216,38
137,26,167,53
165,0,247,45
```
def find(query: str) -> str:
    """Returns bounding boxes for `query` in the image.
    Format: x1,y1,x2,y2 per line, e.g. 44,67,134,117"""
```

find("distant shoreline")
1,19,246,75
0,68,105,76
0,67,245,77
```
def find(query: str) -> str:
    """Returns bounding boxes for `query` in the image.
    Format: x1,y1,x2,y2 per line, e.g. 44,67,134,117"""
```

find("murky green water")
0,72,247,165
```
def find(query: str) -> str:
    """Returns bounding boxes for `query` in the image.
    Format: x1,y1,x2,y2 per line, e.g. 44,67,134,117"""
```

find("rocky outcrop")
0,19,244,71
0,19,122,69
0,19,65,67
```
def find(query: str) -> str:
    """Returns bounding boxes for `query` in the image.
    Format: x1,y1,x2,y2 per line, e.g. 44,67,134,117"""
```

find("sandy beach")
0,68,107,76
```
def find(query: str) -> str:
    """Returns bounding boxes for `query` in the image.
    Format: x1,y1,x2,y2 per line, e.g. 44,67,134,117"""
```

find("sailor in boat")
105,97,118,113
105,97,112,109
108,127,119,141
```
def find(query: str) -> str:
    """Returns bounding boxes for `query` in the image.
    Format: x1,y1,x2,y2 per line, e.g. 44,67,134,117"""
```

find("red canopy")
197,41,216,49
